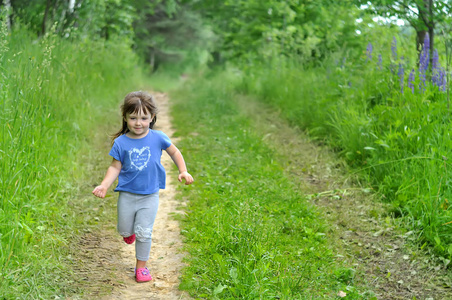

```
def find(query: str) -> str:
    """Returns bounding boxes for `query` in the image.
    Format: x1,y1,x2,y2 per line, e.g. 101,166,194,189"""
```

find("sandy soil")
74,92,190,299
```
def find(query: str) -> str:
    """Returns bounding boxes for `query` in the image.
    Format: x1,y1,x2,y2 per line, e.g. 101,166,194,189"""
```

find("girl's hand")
92,185,108,198
178,171,194,185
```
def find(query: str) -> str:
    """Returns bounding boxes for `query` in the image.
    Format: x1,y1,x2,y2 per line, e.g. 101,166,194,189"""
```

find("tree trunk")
429,26,434,66
416,30,426,66
41,0,52,36
427,0,434,68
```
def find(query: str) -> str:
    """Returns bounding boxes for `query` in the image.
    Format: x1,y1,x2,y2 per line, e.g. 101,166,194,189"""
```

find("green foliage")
355,0,452,66
356,0,451,31
171,72,375,299
0,23,146,298
193,0,362,62
10,0,137,40
7,0,214,71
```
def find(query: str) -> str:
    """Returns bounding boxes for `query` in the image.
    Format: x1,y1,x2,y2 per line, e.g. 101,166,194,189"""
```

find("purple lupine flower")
424,32,430,52
391,36,397,61
418,33,430,93
398,63,404,94
366,42,373,62
377,54,383,70
438,68,444,90
419,71,426,93
408,68,415,94
419,33,430,73
431,49,440,87
432,49,439,69
439,68,447,92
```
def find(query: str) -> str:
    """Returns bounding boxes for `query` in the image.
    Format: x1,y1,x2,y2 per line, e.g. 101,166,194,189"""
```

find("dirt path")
103,92,189,300
74,92,190,299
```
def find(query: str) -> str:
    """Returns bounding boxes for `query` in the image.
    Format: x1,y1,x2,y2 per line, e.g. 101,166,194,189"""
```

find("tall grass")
171,72,375,299
235,38,452,258
0,23,147,298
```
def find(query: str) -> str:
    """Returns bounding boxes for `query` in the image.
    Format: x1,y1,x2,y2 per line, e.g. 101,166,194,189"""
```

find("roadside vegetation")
235,31,452,259
0,25,148,298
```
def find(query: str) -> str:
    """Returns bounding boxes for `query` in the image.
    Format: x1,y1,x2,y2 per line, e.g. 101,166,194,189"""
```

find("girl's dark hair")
112,91,159,142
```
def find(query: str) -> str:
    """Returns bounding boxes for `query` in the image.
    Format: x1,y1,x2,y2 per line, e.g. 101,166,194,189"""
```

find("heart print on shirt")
128,147,151,171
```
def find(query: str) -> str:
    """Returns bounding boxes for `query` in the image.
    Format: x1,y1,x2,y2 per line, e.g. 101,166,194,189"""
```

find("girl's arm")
92,158,122,198
165,144,194,185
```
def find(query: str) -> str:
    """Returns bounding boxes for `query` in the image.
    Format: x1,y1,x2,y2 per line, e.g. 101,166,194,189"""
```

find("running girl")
92,91,194,283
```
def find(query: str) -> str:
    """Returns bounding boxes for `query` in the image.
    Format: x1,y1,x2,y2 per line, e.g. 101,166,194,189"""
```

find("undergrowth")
0,25,148,298
171,73,375,299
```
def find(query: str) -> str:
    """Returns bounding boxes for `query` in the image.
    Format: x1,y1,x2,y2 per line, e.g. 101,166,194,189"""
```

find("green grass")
170,72,375,299
0,25,149,298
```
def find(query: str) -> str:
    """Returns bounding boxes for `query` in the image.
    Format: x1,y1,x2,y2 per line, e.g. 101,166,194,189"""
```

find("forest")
1,0,452,299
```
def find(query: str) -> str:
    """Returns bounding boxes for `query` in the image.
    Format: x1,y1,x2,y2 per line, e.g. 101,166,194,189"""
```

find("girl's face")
124,109,154,139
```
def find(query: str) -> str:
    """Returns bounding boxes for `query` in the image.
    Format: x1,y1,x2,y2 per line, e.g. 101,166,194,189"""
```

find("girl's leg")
117,192,136,238
134,192,159,265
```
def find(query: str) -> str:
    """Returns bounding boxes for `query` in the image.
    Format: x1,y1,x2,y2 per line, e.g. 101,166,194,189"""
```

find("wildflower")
398,63,404,94
377,54,383,70
391,36,397,61
419,33,430,73
366,42,373,62
419,72,426,93
432,49,439,69
439,68,447,92
408,68,415,94
431,49,441,87
418,33,430,93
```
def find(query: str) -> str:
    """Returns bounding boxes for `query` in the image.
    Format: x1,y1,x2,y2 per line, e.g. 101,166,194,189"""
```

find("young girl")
92,91,194,283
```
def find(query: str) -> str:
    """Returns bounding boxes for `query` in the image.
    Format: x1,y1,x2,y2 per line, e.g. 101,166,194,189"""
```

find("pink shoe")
136,267,152,283
123,234,135,244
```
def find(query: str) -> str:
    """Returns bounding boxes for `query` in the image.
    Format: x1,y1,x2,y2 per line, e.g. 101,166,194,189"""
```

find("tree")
6,0,80,36
131,0,212,70
356,0,452,66
190,0,361,62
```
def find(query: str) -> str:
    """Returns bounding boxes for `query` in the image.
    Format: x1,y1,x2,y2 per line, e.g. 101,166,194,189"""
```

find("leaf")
213,283,227,295
375,139,390,148
434,236,441,246
230,267,238,281
373,229,385,236
338,291,347,297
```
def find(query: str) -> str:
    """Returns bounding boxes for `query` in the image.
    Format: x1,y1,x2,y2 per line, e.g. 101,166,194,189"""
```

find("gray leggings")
117,191,159,261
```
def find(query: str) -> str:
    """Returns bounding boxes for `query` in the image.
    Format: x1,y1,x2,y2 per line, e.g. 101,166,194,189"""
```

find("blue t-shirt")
109,130,172,195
